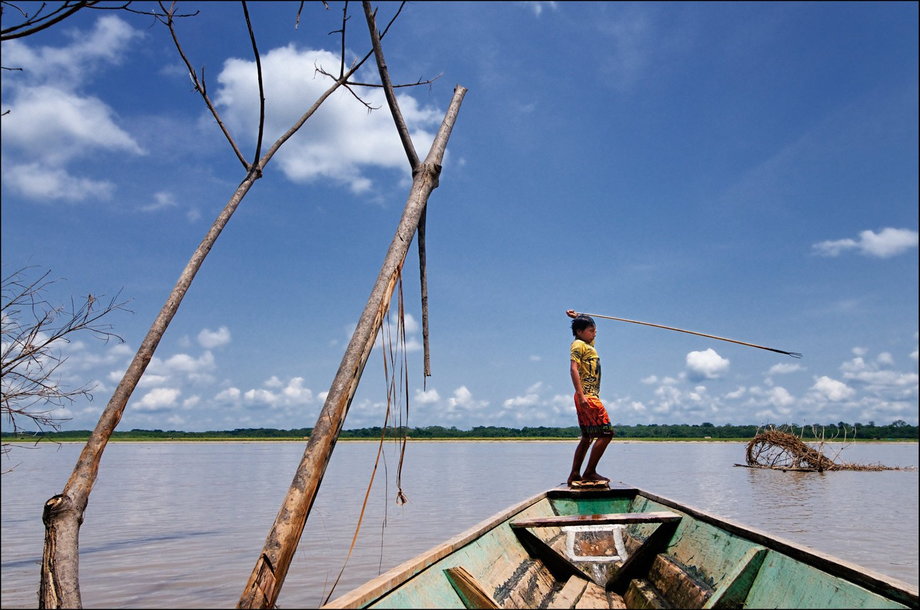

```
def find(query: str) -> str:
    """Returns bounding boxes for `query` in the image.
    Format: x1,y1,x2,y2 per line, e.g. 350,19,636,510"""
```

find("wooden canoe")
323,482,918,609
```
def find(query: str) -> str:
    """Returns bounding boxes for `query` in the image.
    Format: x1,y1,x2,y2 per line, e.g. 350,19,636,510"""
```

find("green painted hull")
324,483,918,609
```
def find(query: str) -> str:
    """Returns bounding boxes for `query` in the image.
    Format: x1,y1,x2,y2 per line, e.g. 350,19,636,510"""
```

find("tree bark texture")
238,84,467,609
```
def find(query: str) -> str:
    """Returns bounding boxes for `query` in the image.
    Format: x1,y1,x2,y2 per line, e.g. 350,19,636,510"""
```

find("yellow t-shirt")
570,339,601,397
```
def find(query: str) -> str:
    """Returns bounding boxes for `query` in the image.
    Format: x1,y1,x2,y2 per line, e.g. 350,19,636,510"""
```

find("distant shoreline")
6,437,915,444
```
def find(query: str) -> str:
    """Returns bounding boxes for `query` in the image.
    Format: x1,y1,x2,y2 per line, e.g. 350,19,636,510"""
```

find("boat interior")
325,483,916,609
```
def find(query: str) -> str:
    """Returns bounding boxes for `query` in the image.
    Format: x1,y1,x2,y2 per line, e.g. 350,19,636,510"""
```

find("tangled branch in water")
743,427,913,472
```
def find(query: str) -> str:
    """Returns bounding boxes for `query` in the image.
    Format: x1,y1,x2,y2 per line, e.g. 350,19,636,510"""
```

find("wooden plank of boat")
511,511,681,528
569,480,610,489
547,574,588,608
444,566,499,609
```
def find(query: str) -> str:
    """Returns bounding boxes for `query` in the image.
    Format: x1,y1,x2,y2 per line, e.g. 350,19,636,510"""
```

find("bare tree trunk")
38,170,261,608
238,84,467,610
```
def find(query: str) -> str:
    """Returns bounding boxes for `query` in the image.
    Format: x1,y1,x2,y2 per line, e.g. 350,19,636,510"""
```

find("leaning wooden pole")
238,84,467,610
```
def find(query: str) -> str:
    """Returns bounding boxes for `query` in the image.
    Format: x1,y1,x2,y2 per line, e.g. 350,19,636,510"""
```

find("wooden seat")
511,511,681,529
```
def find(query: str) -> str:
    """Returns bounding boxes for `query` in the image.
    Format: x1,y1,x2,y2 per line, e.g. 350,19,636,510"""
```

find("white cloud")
839,353,919,396
220,376,316,409
2,16,142,87
810,376,855,402
768,363,803,375
142,191,178,213
158,351,217,382
213,45,443,194
414,388,440,404
244,388,276,404
503,382,544,409
767,386,795,408
4,86,143,162
2,162,116,202
446,386,489,414
133,387,181,412
1,17,145,202
725,386,746,400
198,326,231,349
280,377,313,403
812,227,919,258
215,387,242,402
685,348,730,380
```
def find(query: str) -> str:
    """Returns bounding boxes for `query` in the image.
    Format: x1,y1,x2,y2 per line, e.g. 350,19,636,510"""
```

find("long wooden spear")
570,310,802,358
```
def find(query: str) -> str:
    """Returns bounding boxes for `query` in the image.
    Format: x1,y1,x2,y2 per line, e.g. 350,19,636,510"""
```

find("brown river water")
1,440,917,608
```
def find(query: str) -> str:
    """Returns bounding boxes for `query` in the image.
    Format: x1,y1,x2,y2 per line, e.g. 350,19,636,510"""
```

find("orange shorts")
575,394,614,438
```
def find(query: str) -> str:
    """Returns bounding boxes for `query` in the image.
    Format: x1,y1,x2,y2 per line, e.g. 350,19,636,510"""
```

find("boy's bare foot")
581,472,609,483
567,474,581,486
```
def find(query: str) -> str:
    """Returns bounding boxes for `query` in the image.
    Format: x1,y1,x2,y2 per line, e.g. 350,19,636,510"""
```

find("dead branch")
1,1,99,41
241,1,266,166
739,427,913,472
1,267,129,467
0,1,197,42
361,0,432,378
157,1,251,170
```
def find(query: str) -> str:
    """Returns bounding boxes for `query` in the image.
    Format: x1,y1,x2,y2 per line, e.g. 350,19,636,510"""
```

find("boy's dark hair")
571,314,596,337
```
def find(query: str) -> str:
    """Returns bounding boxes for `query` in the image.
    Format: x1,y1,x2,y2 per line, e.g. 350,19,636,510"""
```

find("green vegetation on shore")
3,420,915,442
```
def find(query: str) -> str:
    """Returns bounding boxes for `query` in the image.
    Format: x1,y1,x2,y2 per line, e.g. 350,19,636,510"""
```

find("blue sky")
2,1,917,433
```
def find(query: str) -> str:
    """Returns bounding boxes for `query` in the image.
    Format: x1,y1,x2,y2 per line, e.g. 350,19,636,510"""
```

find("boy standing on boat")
566,310,613,487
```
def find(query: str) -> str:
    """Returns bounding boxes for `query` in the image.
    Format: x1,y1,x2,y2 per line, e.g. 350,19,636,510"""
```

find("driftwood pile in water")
743,429,908,472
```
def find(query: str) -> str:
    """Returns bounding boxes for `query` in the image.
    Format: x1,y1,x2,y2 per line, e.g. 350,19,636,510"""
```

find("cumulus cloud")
198,326,231,349
446,386,489,414
810,376,855,401
2,16,142,87
159,351,216,382
215,387,241,402
216,376,314,409
1,17,145,202
685,348,730,380
812,227,919,258
213,45,443,194
133,387,181,412
767,386,795,407
839,353,919,397
768,363,803,375
415,388,440,404
503,382,544,409
2,162,116,202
